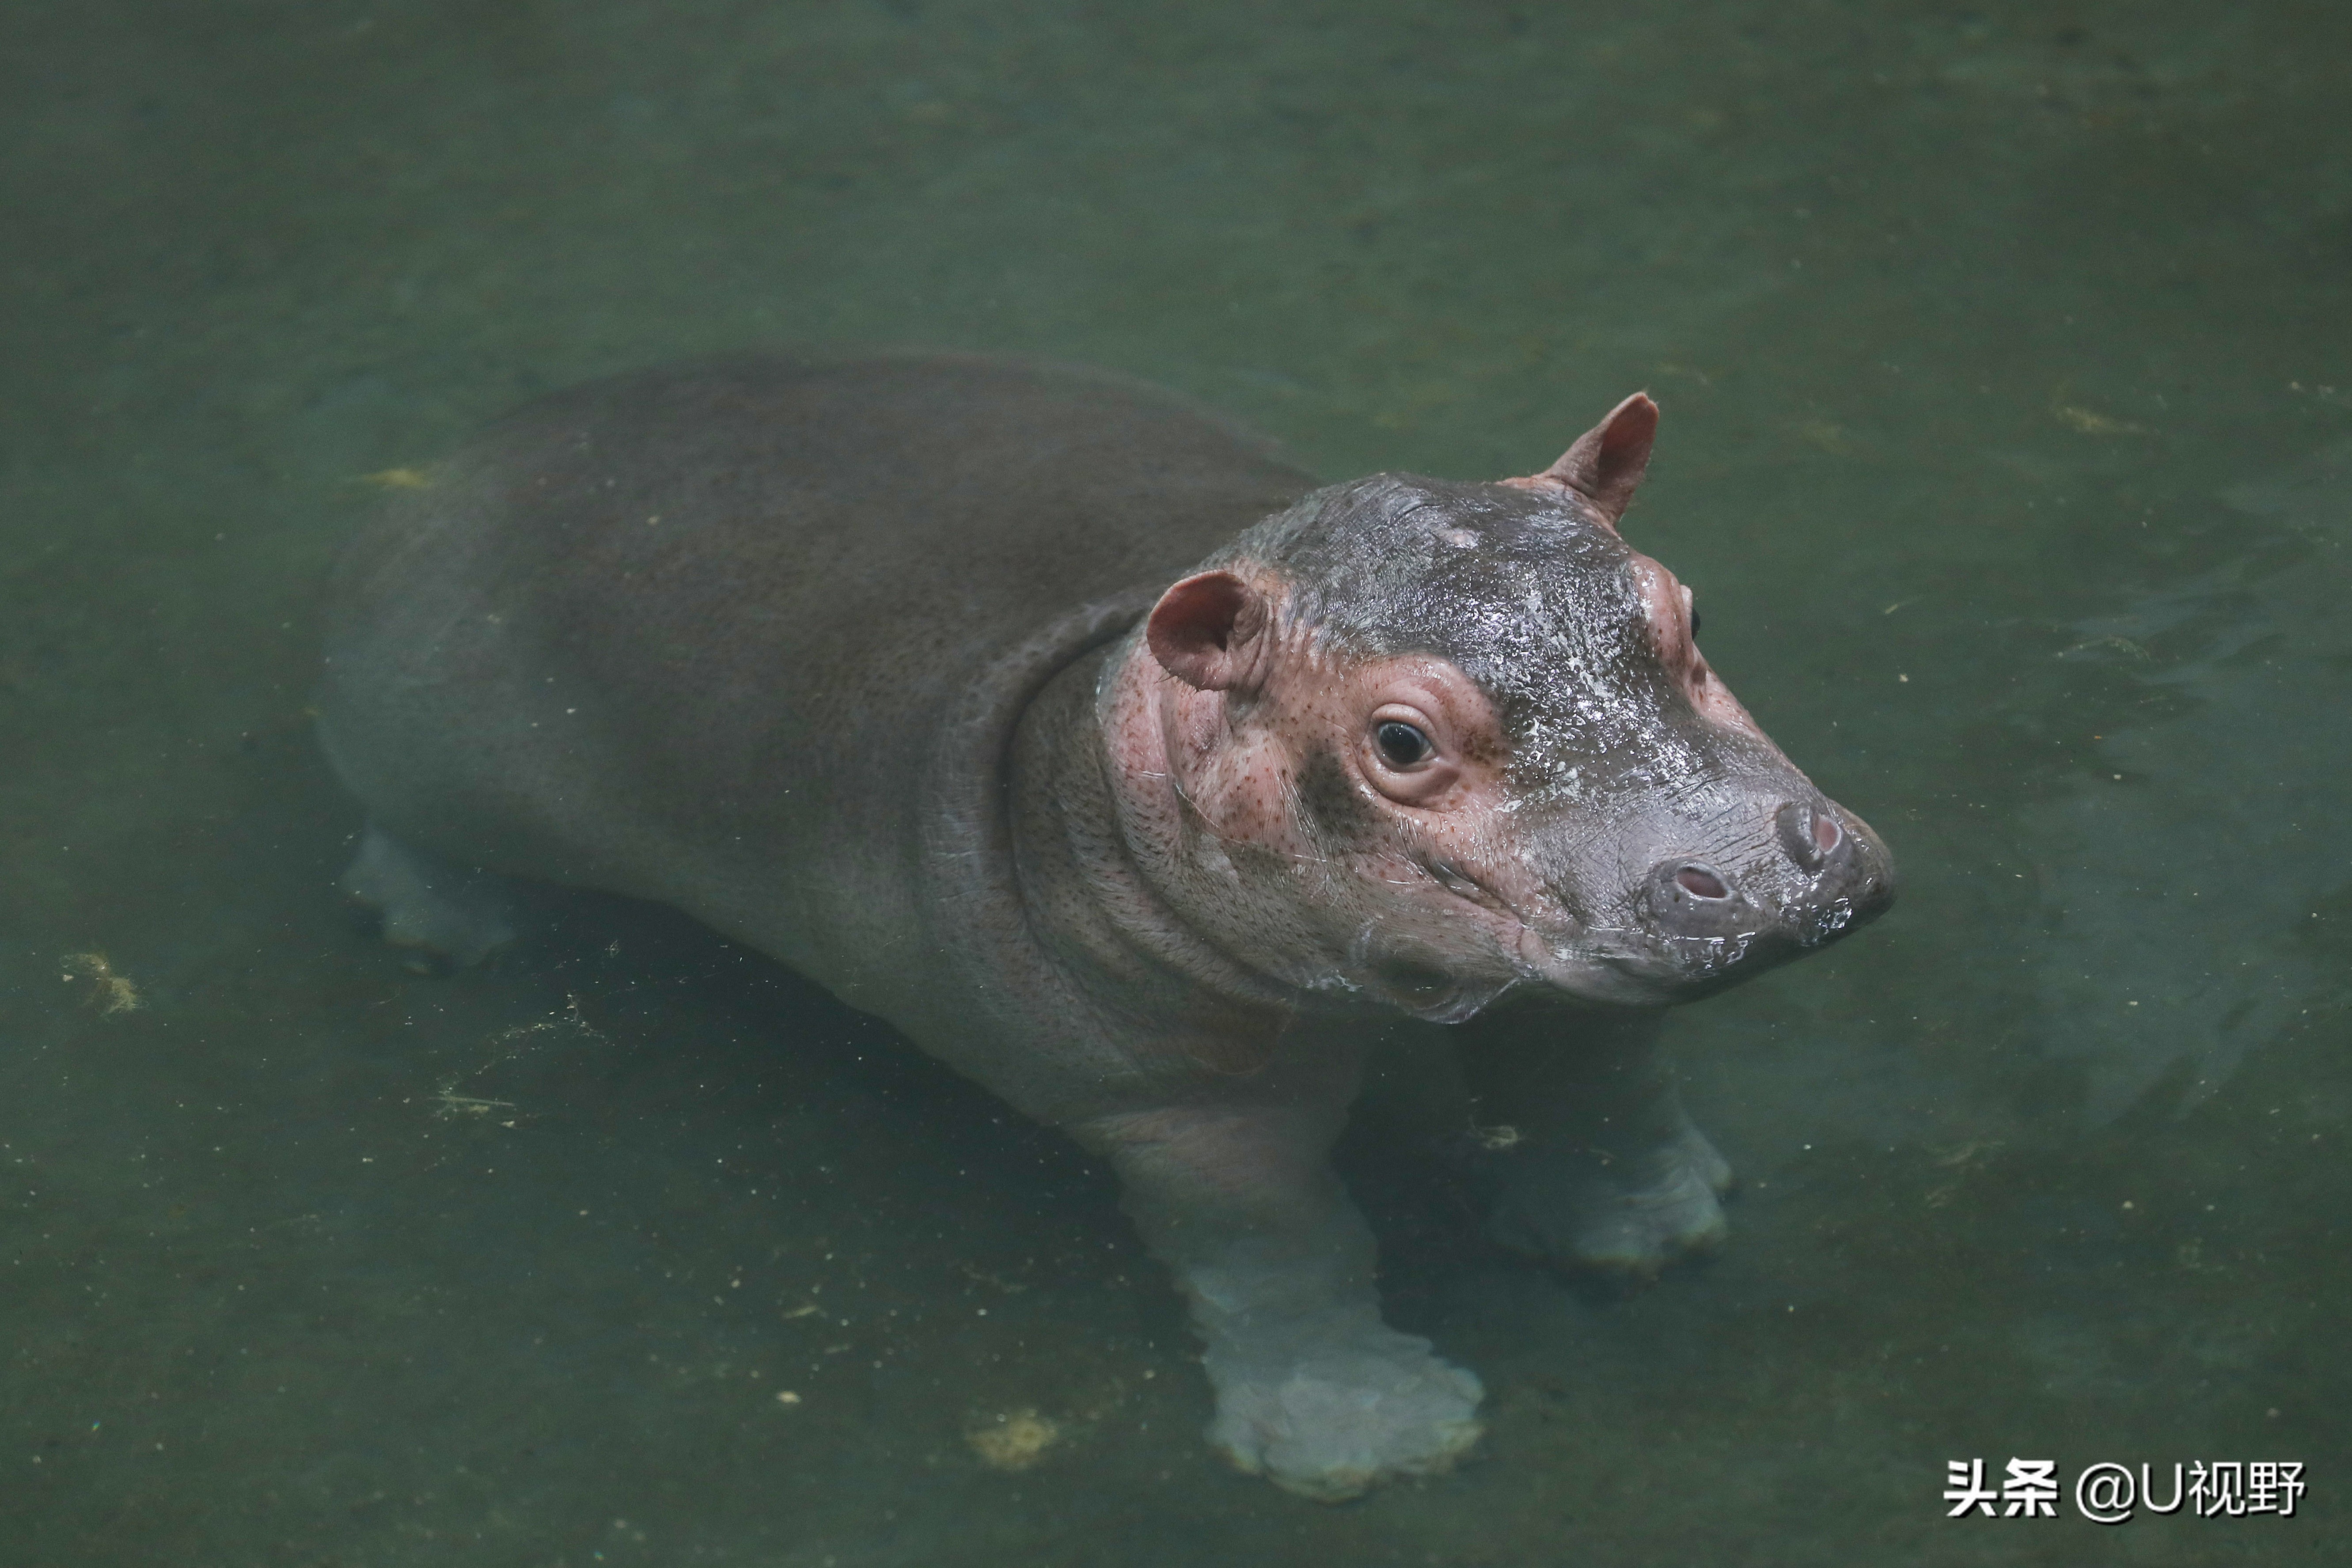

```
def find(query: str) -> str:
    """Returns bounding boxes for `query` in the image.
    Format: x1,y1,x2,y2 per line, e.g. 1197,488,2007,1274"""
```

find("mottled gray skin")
318,353,1893,1500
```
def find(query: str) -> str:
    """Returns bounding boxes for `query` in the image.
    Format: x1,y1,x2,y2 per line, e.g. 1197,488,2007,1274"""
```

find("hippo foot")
1200,1311,1484,1502
341,823,518,967
1487,1122,1733,1280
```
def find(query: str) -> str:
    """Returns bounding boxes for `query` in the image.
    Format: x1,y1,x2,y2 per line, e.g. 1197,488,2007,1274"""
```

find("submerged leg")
1464,1008,1734,1279
1074,1098,1483,1502
340,822,519,967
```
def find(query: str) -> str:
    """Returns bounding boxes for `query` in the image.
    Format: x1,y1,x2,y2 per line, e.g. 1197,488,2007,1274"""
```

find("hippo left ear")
1502,391,1658,529
1147,571,1269,692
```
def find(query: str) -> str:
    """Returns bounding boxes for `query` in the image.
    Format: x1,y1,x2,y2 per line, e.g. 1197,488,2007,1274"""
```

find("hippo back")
317,354,1315,1019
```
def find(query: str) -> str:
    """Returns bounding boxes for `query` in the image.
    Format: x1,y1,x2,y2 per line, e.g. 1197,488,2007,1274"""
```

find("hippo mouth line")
1359,872,1792,1005
1509,910,1858,1001
1422,848,1865,966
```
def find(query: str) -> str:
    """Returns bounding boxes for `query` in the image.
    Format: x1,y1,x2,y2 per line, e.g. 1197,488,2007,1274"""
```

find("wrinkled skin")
317,356,1892,1502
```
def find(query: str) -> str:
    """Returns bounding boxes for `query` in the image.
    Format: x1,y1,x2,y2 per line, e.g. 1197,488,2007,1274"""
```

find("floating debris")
1791,417,1853,455
61,952,139,1015
2060,634,2151,660
1468,1120,1525,1152
2051,402,2146,436
429,1088,518,1124
958,1262,1030,1294
965,1409,1061,1471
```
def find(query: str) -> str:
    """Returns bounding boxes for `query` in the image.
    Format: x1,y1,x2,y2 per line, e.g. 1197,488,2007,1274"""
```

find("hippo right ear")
1147,571,1269,692
1502,391,1658,529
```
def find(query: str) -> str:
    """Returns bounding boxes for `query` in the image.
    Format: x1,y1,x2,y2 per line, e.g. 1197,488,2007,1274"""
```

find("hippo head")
1122,393,1894,1021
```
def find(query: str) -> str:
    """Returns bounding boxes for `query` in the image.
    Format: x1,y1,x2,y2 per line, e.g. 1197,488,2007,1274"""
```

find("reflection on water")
3,0,2347,1562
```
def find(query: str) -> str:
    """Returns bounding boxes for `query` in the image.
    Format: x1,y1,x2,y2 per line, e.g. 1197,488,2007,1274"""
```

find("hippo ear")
1504,391,1658,529
1147,571,1269,692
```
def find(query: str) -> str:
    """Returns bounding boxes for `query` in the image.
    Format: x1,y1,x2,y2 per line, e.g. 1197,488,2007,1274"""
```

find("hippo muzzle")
1604,793,1895,994
1505,778,1893,1005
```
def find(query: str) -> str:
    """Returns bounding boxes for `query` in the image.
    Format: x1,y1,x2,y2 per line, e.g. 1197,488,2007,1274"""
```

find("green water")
4,1,2346,1561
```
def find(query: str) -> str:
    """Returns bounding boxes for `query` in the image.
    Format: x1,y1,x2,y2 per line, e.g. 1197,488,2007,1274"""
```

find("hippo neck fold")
913,591,1288,1096
1001,625,1303,1077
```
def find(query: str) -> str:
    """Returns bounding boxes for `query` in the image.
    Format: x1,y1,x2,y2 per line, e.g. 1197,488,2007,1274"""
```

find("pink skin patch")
1113,573,1582,1014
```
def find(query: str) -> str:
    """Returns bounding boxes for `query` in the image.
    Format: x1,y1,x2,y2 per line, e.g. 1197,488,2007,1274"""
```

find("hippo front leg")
1465,1008,1734,1280
1074,1101,1483,1501
341,822,520,968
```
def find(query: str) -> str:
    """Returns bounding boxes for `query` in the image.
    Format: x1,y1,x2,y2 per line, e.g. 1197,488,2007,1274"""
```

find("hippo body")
318,354,1892,1500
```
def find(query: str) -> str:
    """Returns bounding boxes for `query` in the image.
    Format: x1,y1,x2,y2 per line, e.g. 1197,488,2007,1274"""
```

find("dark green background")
4,2,2346,1562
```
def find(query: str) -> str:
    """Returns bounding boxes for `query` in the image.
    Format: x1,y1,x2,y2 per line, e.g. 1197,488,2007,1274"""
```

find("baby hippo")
317,354,1892,1500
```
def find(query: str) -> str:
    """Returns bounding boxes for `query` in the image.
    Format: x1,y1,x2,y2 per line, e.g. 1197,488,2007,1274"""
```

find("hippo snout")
1800,801,1897,937
1636,798,1895,966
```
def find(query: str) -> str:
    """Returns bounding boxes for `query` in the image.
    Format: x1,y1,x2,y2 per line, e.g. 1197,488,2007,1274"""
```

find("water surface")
4,2,2347,1562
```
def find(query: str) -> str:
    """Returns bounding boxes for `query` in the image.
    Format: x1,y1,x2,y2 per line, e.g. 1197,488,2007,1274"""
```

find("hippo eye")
1375,720,1432,768
1690,609,1703,638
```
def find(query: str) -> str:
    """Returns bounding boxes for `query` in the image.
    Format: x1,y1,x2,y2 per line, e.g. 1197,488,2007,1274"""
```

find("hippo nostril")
1674,865,1730,900
1642,858,1754,942
1776,801,1832,870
